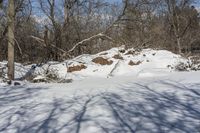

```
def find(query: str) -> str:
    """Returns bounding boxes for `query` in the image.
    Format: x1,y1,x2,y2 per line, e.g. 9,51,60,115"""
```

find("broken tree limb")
30,35,71,58
30,18,118,60
31,32,115,59
68,33,115,53
107,60,120,78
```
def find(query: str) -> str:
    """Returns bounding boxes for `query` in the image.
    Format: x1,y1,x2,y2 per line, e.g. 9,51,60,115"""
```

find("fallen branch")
30,35,71,58
68,33,115,53
107,60,120,78
31,32,115,59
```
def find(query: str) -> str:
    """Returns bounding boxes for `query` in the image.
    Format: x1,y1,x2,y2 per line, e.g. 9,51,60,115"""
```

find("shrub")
175,62,190,71
32,66,61,83
175,57,200,71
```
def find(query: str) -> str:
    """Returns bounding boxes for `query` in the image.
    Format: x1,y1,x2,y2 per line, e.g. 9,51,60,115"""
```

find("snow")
0,72,200,132
67,48,186,79
40,47,186,81
0,47,200,132
1,47,188,81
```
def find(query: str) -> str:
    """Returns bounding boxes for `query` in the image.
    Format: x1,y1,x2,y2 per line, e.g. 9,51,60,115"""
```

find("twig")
14,37,22,55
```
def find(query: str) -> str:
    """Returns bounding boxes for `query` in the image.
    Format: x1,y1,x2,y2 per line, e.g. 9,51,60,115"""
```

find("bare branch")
30,35,71,58
68,33,115,53
14,38,22,55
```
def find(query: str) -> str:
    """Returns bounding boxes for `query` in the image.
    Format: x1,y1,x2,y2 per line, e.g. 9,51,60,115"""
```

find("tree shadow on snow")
0,81,200,133
100,81,200,133
0,85,99,133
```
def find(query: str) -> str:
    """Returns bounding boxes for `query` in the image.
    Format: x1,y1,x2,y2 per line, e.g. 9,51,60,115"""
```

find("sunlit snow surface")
25,47,186,81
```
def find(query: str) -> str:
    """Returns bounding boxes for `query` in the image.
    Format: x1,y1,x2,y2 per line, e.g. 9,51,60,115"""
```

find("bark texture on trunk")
7,0,15,80
177,37,182,54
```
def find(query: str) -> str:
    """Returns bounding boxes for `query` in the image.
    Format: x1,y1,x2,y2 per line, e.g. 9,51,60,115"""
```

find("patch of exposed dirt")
67,64,87,72
92,57,113,65
128,60,142,66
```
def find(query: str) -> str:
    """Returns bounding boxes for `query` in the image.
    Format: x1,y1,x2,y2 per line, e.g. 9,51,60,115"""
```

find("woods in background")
0,0,200,64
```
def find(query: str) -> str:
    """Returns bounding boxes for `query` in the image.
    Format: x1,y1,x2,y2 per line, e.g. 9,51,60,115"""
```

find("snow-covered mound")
32,46,187,81
0,46,188,82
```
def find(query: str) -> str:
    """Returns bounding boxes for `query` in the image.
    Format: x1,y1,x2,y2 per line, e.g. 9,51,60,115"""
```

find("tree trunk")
64,0,68,24
0,0,3,9
177,37,182,54
7,0,15,80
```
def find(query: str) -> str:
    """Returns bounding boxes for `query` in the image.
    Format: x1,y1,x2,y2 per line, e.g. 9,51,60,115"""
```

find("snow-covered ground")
0,71,200,133
0,47,200,133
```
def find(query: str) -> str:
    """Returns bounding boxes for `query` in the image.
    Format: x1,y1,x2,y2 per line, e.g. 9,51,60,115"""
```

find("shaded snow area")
1,72,200,133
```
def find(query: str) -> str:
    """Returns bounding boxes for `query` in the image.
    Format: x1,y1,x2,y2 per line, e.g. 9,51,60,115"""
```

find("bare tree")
165,0,194,54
